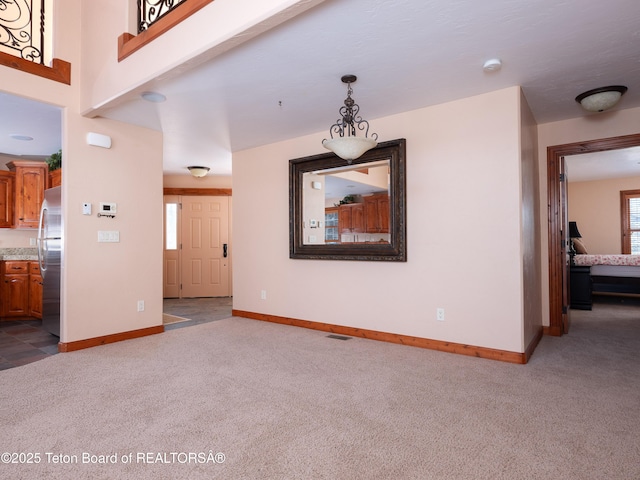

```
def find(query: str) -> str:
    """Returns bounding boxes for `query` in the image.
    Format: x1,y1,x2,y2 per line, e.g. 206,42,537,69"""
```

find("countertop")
0,248,38,261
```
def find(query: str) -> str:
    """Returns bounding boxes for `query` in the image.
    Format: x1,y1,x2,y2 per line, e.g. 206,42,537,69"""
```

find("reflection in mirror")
302,160,390,245
290,139,406,261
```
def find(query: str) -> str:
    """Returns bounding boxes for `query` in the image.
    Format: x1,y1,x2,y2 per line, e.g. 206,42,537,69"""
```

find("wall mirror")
290,138,406,261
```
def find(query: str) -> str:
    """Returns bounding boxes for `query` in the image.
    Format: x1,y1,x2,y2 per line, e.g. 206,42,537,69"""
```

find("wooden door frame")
547,133,640,335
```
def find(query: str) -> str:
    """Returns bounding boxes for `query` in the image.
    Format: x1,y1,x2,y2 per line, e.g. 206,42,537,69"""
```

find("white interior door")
181,196,231,298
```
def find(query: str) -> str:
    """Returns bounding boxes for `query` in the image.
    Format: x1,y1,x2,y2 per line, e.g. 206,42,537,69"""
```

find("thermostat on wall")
98,202,117,217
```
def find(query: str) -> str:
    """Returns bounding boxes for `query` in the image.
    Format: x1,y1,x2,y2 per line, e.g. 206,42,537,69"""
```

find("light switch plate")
98,231,120,243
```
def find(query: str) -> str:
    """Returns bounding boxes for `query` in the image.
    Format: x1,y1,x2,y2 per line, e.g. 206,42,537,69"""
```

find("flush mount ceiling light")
575,85,628,112
322,74,378,162
9,134,33,141
187,166,210,177
141,91,166,103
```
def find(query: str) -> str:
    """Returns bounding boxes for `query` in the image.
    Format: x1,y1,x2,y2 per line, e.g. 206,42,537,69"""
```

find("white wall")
163,174,232,189
1,0,165,343
62,116,163,342
233,87,530,353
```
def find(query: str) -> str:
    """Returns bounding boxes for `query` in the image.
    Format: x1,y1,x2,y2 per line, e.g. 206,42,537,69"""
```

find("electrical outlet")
436,308,445,321
261,290,267,300
137,300,145,312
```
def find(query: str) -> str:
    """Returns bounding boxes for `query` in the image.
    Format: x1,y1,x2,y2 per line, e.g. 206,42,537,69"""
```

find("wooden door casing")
547,133,640,335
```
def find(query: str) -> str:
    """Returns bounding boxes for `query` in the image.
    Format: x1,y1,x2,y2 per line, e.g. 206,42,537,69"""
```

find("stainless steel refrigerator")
37,186,62,337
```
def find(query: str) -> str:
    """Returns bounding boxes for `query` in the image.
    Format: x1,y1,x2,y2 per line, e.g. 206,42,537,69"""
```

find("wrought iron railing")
138,0,187,33
0,0,46,64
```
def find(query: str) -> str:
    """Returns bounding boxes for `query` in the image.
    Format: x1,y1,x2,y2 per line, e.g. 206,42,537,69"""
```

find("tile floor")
0,319,59,371
162,297,233,330
0,297,233,371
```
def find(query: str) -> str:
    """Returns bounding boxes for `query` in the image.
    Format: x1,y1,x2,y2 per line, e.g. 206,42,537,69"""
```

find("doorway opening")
547,132,640,335
163,194,232,299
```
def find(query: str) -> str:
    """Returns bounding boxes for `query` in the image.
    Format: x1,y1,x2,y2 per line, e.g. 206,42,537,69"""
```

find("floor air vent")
326,334,352,341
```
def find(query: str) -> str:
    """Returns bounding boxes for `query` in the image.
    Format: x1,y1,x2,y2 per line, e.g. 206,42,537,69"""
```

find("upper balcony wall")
81,0,327,118
1,0,79,108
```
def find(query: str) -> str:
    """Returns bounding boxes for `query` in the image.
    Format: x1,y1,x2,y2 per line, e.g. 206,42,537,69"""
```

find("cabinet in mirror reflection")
290,139,406,262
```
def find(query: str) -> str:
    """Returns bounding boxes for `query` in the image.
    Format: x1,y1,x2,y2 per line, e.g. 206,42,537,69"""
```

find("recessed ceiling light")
141,91,166,103
483,58,502,72
9,134,34,141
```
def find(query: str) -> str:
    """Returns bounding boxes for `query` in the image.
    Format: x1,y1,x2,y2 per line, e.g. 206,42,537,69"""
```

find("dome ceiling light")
187,166,210,177
575,85,628,112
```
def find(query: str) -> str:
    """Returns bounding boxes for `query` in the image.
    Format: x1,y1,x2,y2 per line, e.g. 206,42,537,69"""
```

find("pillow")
573,237,587,254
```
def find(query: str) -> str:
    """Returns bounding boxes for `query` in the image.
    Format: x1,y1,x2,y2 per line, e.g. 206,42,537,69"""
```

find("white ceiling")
2,0,640,179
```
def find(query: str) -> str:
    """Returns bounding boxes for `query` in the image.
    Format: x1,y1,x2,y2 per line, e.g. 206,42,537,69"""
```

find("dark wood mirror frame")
289,138,406,261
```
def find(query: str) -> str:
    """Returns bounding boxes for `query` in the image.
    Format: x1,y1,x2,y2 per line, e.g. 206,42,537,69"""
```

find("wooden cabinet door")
1,261,30,317
3,275,30,317
339,203,364,233
377,195,390,233
29,262,43,318
29,275,43,318
7,161,47,228
0,171,14,228
339,205,352,233
48,169,62,188
364,194,390,233
351,204,364,232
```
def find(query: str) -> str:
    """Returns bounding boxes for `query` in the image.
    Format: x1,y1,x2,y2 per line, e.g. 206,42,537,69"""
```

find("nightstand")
570,265,592,310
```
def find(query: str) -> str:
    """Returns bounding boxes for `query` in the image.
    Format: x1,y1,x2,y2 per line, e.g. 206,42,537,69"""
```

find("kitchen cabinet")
339,203,364,234
7,160,48,229
364,193,390,233
1,261,30,318
29,261,43,319
48,168,62,188
0,171,14,228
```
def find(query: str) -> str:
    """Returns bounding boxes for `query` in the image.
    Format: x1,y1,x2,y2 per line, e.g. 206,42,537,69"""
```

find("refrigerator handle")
37,203,47,279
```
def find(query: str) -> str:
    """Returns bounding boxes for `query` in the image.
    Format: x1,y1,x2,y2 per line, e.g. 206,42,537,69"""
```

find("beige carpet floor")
0,299,639,479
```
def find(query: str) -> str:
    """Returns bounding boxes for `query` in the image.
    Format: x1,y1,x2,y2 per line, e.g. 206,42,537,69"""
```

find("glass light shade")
322,137,378,161
187,166,210,177
579,91,622,112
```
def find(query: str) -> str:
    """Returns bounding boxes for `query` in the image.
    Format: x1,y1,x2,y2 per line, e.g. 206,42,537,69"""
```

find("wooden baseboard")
543,325,562,336
232,310,532,364
58,325,164,353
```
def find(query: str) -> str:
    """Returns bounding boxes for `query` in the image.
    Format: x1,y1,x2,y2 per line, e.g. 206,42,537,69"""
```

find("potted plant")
46,150,62,171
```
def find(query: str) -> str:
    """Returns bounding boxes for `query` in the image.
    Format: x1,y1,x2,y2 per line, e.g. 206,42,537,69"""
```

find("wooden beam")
163,187,231,196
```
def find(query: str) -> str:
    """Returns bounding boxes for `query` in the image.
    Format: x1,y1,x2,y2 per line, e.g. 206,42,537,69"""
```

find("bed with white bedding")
574,254,640,294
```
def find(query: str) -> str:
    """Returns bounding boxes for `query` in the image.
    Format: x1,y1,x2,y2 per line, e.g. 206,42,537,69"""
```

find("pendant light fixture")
322,75,378,162
575,85,628,112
